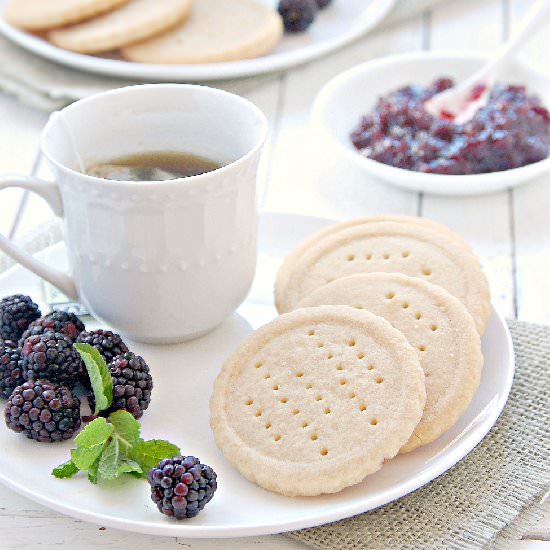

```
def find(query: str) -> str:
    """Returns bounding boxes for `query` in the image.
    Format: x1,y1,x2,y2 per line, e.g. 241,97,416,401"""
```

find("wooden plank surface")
509,0,550,326
0,94,46,236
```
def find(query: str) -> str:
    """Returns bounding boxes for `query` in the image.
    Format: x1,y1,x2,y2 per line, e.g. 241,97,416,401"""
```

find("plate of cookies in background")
0,212,514,536
0,0,396,81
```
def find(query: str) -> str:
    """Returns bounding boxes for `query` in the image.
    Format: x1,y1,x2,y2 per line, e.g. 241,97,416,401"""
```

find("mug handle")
0,174,78,300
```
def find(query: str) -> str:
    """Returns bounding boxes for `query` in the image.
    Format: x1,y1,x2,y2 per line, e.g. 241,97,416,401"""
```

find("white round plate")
312,51,550,196
0,212,514,538
0,0,396,81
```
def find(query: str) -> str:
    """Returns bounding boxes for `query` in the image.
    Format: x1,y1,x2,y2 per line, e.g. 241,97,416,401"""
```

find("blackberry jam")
350,78,550,175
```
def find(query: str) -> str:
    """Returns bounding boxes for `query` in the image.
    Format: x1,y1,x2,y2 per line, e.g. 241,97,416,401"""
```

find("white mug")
0,84,268,344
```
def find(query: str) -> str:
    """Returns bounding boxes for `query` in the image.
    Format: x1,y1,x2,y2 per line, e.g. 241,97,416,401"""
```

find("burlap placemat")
0,222,549,549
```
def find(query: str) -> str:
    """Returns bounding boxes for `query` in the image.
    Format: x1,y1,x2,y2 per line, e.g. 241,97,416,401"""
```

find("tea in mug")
86,151,222,181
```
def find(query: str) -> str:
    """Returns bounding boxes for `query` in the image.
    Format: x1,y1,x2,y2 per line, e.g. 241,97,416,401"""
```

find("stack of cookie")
4,0,283,63
210,216,489,497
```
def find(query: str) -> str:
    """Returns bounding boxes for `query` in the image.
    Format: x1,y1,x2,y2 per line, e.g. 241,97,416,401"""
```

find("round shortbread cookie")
276,216,474,300
4,0,130,31
48,0,193,54
122,0,283,64
275,219,490,334
297,273,483,453
210,305,426,497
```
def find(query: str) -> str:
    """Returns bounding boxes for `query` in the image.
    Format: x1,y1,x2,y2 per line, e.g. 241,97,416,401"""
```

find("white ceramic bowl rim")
312,50,550,185
41,84,269,188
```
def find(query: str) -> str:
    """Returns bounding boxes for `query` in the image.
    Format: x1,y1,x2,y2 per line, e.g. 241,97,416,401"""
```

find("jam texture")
350,78,550,175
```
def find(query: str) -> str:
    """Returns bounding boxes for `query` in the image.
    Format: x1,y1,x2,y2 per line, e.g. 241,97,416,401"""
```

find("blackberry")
0,295,41,341
21,331,85,388
0,339,24,399
316,0,332,8
5,379,81,442
76,329,129,364
278,0,318,32
148,456,218,519
90,352,152,419
19,311,85,345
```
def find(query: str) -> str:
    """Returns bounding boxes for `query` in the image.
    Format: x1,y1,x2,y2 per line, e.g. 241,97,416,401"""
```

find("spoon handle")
466,0,550,87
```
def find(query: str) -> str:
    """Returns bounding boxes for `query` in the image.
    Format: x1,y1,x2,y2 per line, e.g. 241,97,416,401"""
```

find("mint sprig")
74,343,113,415
52,410,180,484
52,345,180,485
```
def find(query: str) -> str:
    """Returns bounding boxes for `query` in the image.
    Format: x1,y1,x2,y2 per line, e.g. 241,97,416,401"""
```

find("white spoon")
424,0,550,124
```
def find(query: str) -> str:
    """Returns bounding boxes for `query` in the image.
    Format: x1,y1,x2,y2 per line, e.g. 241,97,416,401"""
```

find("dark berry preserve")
350,78,550,175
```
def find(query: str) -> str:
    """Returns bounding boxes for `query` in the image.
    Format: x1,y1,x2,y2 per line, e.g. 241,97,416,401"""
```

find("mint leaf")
74,417,114,449
55,419,114,481
74,343,113,414
71,418,114,470
96,435,144,483
52,460,79,479
116,459,142,477
109,410,140,454
98,437,123,481
71,443,107,471
88,457,101,485
130,439,181,477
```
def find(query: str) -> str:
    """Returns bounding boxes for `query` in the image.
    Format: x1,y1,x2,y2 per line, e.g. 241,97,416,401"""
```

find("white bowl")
312,51,550,196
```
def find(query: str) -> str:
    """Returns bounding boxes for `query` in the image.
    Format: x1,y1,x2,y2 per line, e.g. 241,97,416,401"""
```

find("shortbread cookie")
275,219,491,334
297,273,483,453
4,0,129,31
48,0,193,54
122,0,283,64
210,305,426,497
276,216,473,299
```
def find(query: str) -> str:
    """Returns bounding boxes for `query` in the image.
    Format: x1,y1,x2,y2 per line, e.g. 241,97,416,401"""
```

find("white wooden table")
0,0,548,548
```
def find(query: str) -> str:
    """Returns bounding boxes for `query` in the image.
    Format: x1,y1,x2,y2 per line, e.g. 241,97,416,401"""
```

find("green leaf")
109,410,141,454
74,343,113,414
116,459,142,477
74,417,114,449
98,437,123,481
52,460,79,479
130,439,181,476
71,418,114,470
88,457,101,485
71,443,107,471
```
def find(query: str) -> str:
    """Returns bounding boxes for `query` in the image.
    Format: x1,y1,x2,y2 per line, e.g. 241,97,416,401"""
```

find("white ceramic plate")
0,212,514,538
312,51,550,196
0,0,396,81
